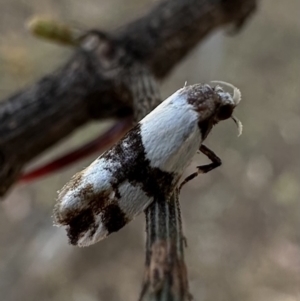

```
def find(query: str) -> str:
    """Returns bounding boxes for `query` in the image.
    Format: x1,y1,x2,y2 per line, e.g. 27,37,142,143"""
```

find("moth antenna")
183,81,187,88
232,115,243,137
211,80,241,105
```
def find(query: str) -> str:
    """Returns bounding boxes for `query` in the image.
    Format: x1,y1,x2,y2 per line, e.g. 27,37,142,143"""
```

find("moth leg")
179,144,222,190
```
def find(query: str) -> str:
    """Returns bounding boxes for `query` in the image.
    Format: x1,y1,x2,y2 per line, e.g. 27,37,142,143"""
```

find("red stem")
19,119,132,183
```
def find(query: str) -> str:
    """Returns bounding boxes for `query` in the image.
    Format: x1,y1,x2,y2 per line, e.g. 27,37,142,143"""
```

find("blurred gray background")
0,0,299,300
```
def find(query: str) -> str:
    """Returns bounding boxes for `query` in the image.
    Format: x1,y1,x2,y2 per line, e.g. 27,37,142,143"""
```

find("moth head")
182,81,242,139
211,81,242,137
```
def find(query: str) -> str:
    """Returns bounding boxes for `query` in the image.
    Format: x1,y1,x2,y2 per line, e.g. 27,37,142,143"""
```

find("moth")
54,82,242,247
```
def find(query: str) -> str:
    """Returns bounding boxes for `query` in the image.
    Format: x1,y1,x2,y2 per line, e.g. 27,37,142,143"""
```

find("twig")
140,190,190,301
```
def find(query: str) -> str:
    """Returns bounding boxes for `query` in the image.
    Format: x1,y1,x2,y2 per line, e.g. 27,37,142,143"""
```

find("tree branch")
0,0,256,196
140,191,190,301
116,0,256,78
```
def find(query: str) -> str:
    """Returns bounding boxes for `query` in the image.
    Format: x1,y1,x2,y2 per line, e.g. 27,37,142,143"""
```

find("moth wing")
54,121,180,247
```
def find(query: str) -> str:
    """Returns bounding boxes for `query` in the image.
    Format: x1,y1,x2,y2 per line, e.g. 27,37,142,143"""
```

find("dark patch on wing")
56,187,112,245
102,203,129,233
66,196,128,243
67,208,95,245
103,123,175,200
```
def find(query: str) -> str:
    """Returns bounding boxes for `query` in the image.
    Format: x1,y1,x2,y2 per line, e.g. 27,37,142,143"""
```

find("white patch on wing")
84,157,120,192
140,91,201,174
118,181,153,217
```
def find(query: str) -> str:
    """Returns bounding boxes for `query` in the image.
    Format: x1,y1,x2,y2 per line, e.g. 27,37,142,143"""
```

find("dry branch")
140,191,190,301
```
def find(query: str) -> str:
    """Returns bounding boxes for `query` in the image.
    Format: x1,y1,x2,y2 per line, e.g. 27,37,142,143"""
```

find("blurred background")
0,0,299,300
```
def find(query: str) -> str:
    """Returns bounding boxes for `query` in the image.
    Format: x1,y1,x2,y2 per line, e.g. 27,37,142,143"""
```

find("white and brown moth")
54,82,242,247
